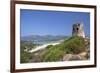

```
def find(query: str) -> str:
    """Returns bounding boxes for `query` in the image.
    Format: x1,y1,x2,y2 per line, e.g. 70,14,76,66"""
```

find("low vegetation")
20,41,36,63
20,36,89,63
41,36,87,62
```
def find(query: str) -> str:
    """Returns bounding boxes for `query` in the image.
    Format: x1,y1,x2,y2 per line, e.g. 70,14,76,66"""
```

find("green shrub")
46,45,53,49
20,51,32,63
42,45,66,62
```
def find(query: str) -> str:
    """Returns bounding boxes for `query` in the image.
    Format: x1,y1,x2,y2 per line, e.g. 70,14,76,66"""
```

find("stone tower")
72,23,85,38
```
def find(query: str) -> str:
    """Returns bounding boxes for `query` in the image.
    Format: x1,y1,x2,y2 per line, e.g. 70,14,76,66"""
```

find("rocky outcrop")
63,52,88,61
63,54,82,61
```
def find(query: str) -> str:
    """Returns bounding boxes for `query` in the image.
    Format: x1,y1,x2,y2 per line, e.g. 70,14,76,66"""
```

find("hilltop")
27,36,90,63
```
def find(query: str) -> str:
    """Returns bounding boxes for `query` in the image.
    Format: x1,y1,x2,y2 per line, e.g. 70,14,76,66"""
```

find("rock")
63,54,72,61
78,51,89,60
63,51,89,61
70,55,82,60
63,54,84,61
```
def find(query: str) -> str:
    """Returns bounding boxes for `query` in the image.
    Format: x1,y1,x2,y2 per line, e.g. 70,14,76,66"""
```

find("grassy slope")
41,36,87,62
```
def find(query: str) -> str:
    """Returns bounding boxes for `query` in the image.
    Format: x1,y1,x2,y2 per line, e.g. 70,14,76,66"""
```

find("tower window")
77,28,79,30
73,28,75,31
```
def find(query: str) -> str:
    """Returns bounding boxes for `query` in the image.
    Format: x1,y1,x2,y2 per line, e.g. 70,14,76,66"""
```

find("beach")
29,41,61,53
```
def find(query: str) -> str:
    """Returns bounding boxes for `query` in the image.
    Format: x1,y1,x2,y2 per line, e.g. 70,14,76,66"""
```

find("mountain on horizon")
21,35,69,44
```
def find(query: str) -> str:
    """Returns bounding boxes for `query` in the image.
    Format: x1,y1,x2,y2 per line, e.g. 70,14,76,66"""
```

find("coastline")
29,41,62,53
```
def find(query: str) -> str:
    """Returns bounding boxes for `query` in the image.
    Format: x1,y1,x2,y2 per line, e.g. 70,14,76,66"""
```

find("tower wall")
72,23,85,38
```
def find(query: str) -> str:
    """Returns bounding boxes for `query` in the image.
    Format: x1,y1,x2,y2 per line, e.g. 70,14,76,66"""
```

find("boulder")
63,54,83,61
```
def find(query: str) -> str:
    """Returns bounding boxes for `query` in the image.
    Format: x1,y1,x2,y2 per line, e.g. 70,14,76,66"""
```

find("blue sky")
20,9,90,36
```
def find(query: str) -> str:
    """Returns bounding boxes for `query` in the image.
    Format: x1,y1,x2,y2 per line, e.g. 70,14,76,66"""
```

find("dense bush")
45,45,53,49
42,36,87,62
42,45,66,62
20,50,32,63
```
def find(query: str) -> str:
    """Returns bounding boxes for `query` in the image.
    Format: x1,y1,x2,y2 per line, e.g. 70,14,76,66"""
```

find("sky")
20,9,90,36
